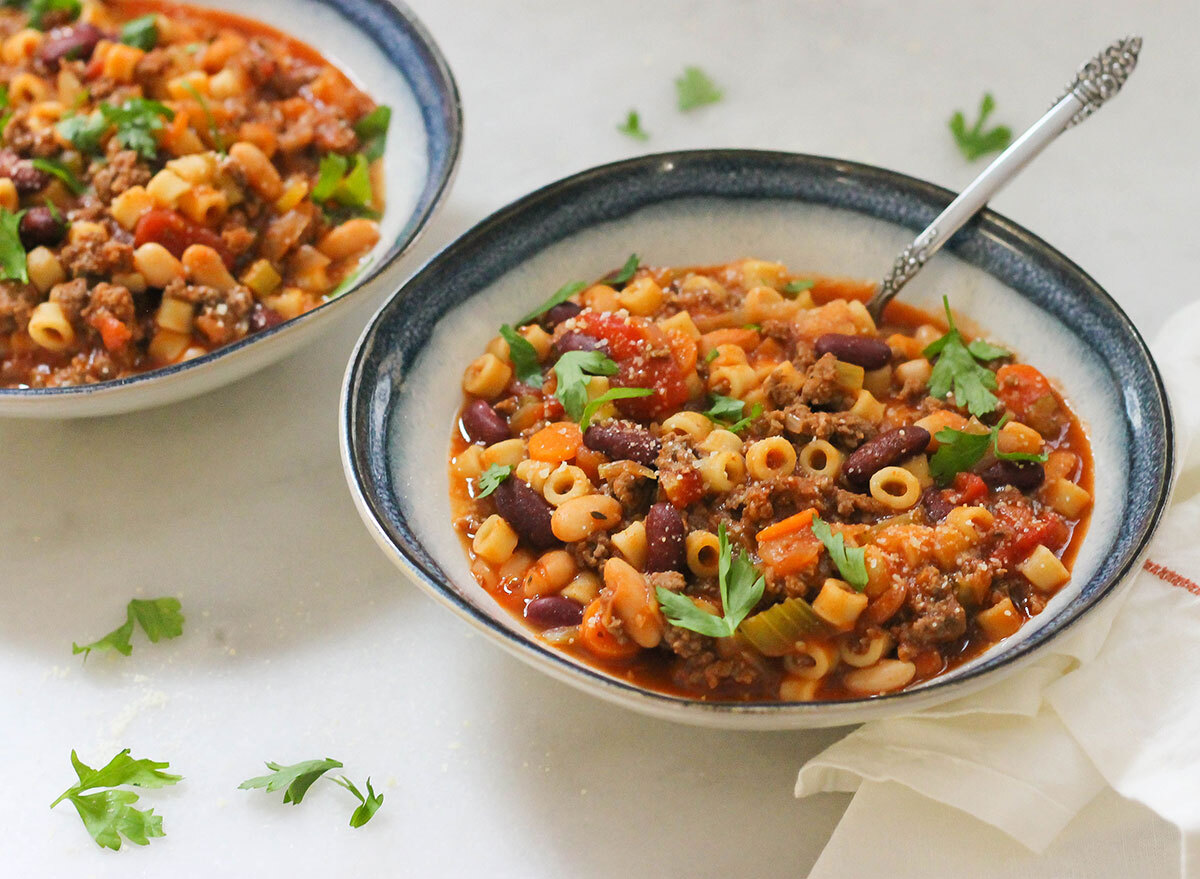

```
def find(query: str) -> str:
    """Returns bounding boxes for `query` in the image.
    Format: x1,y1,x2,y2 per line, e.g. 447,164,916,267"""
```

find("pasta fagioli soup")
448,257,1093,701
0,0,390,387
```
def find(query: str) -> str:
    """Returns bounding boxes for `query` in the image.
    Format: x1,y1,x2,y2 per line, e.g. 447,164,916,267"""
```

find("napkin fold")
798,301,1200,878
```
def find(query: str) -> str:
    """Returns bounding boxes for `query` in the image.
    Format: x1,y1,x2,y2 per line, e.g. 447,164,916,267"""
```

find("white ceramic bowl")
0,0,460,418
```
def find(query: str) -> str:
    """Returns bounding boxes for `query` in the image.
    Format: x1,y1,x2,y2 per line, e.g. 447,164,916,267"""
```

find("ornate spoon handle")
866,36,1142,322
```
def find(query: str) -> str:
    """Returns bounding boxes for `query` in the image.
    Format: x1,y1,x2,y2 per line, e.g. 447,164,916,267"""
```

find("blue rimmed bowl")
341,150,1172,729
0,0,461,418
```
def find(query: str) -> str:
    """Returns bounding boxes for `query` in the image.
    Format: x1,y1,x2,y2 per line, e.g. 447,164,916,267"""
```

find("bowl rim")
0,0,462,401
341,148,1174,718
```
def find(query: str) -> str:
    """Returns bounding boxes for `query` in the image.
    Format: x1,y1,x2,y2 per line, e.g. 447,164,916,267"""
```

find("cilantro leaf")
31,157,84,194
120,14,157,50
810,515,869,590
579,386,653,431
100,99,174,159
0,208,28,283
239,758,343,805
27,0,81,30
967,338,1009,361
656,523,764,638
517,280,588,326
57,111,108,154
499,323,542,386
553,350,618,421
949,92,1013,161
332,776,384,828
704,348,719,364
606,253,639,286
782,279,815,297
72,597,185,659
354,105,391,161
929,413,1049,485
704,394,760,434
616,109,649,141
476,463,511,498
675,66,723,111
727,403,763,434
50,749,181,850
923,297,1005,417
181,81,224,153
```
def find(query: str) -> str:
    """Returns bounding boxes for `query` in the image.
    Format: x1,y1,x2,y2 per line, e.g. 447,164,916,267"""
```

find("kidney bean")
843,425,931,489
9,163,49,195
814,333,893,370
980,460,1045,491
18,206,65,249
921,487,955,523
39,23,104,68
644,503,685,572
492,479,558,549
461,399,510,445
525,595,584,628
543,301,582,328
552,331,604,358
248,303,284,333
583,422,660,467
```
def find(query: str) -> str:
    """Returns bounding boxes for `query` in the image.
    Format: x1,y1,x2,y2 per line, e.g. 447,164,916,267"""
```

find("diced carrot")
88,312,132,351
699,327,760,355
664,327,698,374
580,598,640,659
758,531,822,576
528,421,583,463
756,508,817,543
995,364,1054,417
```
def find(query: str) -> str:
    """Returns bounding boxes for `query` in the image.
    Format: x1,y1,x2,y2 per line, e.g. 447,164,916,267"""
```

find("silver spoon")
866,36,1142,322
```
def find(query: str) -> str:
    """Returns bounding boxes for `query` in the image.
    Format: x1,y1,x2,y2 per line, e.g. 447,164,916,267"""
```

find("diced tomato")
758,530,822,577
87,312,132,351
660,467,704,508
574,310,689,419
995,512,1070,567
995,364,1054,420
663,327,698,374
134,209,233,268
947,472,988,505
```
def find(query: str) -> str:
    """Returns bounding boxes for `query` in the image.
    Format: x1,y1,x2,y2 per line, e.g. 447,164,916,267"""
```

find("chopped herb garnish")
57,110,107,154
949,92,1013,161
476,464,511,498
50,749,181,850
616,109,649,141
923,296,1009,417
782,279,815,298
727,403,763,434
743,322,762,332
929,413,1049,485
498,323,542,386
553,350,619,421
517,280,587,326
0,208,28,283
31,157,83,194
703,393,760,433
354,105,391,161
606,253,639,285
100,99,174,159
675,66,723,111
811,514,869,590
312,153,373,210
120,14,158,50
27,0,81,30
181,82,224,153
704,348,719,364
579,386,654,431
72,597,184,659
0,84,9,133
239,759,383,827
656,523,764,637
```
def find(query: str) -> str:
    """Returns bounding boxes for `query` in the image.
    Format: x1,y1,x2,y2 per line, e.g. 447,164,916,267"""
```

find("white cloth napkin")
797,300,1200,878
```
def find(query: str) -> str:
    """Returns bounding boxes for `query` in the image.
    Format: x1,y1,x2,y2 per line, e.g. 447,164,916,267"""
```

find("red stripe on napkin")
1144,560,1200,598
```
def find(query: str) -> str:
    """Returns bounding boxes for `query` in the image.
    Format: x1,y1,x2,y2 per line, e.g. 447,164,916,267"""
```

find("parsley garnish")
31,157,83,194
72,597,184,659
50,749,181,850
102,99,174,159
811,514,869,590
606,253,639,286
0,208,28,283
239,759,383,827
656,523,764,637
553,350,619,421
579,387,653,431
312,153,373,210
923,296,1009,417
929,413,1049,485
354,105,391,161
675,66,723,111
181,81,225,153
57,111,108,154
782,279,815,298
498,323,542,386
703,393,761,433
517,280,587,326
476,463,511,498
27,0,81,30
120,14,157,50
704,348,719,364
616,109,649,141
949,93,1012,162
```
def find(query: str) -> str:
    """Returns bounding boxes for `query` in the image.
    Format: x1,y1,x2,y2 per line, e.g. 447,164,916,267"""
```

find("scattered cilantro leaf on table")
240,758,385,827
50,749,181,850
72,597,184,659
675,66,723,111
616,109,649,141
332,776,385,828
949,92,1012,161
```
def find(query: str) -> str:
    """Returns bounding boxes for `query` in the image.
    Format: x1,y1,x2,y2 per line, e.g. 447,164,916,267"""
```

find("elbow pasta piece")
685,530,721,577
110,186,156,230
783,641,839,680
166,152,218,184
102,43,145,82
514,458,554,493
550,494,622,542
812,579,869,630
839,633,893,668
241,259,283,297
520,324,553,361
229,141,284,201
779,676,821,701
8,72,48,103
27,301,75,352
745,436,797,480
708,342,748,367
462,353,512,399
709,363,758,398
944,505,994,542
977,597,1022,640
848,389,885,424
862,365,892,398
581,283,619,312
0,178,17,213
542,464,592,506
661,411,713,443
2,29,42,65
617,277,664,316
147,169,191,207
610,520,648,570
209,66,249,99
178,186,228,226
1018,544,1070,592
798,440,843,480
473,514,519,565
561,571,602,606
482,438,525,469
869,466,921,510
900,453,934,489
25,247,65,293
997,420,1044,455
843,659,916,695
657,310,701,340
698,428,743,455
699,450,746,493
451,445,486,480
894,358,932,387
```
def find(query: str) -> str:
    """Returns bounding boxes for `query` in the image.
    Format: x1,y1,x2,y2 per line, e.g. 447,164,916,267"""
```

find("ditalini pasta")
448,258,1094,701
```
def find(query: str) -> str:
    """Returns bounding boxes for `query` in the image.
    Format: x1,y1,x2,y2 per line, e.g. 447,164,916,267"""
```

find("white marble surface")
3,0,1196,875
